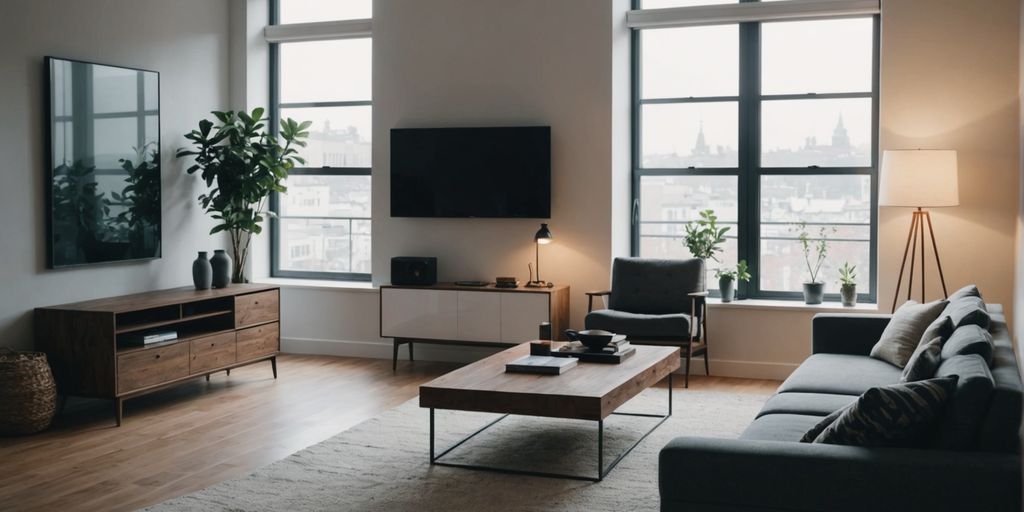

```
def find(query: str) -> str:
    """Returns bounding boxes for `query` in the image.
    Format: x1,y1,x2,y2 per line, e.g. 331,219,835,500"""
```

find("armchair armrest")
659,437,1020,512
586,290,611,313
812,313,891,356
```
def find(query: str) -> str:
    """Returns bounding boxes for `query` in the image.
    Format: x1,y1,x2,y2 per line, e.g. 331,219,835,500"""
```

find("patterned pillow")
799,405,851,443
901,336,944,382
870,300,948,368
810,376,958,447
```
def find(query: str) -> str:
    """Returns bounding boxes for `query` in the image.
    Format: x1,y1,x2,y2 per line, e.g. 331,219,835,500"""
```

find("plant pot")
719,277,736,302
802,282,825,305
841,284,857,307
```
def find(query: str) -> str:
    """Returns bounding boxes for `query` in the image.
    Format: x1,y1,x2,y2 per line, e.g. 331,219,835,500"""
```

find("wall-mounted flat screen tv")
390,126,551,218
46,57,161,268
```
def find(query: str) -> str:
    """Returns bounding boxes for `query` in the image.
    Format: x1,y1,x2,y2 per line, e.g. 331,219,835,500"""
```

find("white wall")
280,0,1021,380
0,0,231,350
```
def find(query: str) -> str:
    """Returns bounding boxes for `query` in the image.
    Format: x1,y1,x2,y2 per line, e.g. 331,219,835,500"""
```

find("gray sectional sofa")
659,304,1022,512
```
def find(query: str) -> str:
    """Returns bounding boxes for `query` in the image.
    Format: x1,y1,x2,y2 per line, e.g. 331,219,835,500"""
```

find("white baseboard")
282,337,797,381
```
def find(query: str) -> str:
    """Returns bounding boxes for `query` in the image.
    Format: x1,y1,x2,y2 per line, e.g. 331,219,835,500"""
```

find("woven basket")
0,349,57,435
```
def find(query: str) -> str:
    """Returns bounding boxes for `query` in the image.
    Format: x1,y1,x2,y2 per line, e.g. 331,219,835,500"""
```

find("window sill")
706,297,879,313
251,277,378,293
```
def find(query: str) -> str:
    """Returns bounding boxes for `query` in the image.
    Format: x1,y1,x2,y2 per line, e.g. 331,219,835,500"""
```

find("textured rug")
147,388,770,511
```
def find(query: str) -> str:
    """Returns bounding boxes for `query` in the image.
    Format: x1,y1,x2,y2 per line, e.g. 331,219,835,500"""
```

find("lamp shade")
534,223,553,244
879,150,959,207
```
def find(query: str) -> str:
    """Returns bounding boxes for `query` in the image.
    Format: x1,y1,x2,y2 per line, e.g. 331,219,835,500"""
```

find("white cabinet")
380,285,569,346
380,288,458,340
500,293,551,343
456,291,501,342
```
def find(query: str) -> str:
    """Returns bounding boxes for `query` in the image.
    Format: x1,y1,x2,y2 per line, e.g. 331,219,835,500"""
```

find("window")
631,1,878,300
269,0,372,281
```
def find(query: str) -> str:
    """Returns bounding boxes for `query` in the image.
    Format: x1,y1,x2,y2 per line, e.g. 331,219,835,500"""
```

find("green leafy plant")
794,222,836,284
176,108,310,284
105,143,161,249
714,260,751,282
838,262,857,287
52,160,110,259
684,209,730,262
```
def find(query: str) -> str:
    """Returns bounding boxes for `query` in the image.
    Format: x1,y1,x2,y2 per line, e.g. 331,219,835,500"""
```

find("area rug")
147,388,770,511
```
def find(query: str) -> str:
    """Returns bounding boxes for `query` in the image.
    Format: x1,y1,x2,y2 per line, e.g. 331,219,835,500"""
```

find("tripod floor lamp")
880,149,959,312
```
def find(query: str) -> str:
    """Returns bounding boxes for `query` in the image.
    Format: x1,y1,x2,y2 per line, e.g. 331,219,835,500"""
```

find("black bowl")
564,329,619,351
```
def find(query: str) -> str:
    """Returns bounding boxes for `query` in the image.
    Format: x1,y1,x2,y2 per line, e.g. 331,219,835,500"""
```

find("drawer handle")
255,301,260,305
211,343,216,347
155,354,161,359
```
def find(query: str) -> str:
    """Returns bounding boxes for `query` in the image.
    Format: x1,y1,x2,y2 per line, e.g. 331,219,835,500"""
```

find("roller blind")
626,0,880,29
264,18,372,43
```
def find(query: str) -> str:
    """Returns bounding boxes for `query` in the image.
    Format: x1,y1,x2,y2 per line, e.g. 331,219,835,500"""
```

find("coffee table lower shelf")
429,373,673,482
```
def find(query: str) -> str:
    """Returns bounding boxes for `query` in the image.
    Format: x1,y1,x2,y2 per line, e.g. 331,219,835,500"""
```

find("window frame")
268,0,372,282
630,1,879,303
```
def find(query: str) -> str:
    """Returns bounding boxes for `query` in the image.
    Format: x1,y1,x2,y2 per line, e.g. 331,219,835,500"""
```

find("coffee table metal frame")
428,373,672,482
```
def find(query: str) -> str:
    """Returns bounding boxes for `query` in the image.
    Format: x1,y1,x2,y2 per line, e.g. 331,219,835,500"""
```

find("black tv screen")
390,126,551,218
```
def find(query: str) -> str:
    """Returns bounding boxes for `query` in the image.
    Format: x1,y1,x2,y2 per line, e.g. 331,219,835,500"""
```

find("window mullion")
737,21,760,299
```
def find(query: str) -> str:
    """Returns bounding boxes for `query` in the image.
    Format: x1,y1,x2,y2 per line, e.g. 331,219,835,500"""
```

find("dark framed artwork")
46,56,161,268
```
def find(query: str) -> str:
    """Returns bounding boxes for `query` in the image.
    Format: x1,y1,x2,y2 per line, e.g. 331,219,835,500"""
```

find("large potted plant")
176,108,309,284
794,222,835,305
684,209,730,290
838,262,858,307
715,259,750,302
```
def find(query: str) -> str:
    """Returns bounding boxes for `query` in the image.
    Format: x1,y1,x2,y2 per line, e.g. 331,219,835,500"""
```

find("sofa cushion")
948,284,982,301
812,376,958,447
934,354,995,450
778,354,902,396
585,309,693,338
901,336,945,382
942,324,994,365
757,392,858,418
869,300,948,368
740,413,823,442
943,296,991,330
608,257,703,314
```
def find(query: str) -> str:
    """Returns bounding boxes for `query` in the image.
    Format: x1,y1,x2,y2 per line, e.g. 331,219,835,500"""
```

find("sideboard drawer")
235,290,279,328
237,322,279,361
189,332,237,374
117,343,189,394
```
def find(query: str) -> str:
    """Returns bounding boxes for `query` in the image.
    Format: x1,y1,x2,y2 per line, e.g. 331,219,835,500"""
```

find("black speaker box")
391,257,438,286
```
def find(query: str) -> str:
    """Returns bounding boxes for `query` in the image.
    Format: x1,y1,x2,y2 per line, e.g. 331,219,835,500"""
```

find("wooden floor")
0,354,780,512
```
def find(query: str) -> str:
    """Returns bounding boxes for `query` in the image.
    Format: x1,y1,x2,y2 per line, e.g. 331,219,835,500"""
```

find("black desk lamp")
526,223,553,288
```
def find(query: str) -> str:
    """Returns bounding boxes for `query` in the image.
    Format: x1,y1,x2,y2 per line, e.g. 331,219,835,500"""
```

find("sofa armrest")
811,313,891,356
659,437,1020,512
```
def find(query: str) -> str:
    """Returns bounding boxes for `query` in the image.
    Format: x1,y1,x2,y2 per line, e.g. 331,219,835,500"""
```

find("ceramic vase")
211,250,232,289
802,282,825,305
719,277,736,302
192,252,212,290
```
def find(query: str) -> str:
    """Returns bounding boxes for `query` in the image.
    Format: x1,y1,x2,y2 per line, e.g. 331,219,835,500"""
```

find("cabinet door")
380,288,458,340
456,291,501,342
500,293,551,343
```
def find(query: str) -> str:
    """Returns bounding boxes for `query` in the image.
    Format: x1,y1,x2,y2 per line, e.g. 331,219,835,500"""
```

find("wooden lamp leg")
891,211,920,312
923,211,949,298
891,209,949,313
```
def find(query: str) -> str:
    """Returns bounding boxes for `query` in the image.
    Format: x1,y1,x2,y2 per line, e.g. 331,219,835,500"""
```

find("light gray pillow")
901,336,944,382
941,324,994,365
870,300,948,368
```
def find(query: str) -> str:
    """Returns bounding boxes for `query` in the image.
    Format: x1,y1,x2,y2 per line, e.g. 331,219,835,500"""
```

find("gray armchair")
585,257,708,388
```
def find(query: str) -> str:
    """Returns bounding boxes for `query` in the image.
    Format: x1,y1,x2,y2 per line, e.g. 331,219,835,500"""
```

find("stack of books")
554,339,636,364
505,355,578,375
122,330,178,347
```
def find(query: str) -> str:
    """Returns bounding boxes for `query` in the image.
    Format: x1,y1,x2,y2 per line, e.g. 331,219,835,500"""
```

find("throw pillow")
943,296,991,329
934,354,995,450
811,376,958,447
948,284,982,301
901,336,944,382
869,300,948,368
799,405,851,443
941,324,994,365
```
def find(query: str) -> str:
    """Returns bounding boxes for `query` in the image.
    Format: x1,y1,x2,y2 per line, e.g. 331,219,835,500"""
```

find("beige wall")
282,0,1021,380
0,0,231,351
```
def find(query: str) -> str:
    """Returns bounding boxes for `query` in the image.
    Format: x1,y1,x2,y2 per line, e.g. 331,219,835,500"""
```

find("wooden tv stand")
35,284,281,425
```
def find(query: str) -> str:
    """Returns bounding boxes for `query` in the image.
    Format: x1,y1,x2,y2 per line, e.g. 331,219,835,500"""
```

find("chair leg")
393,340,399,372
409,341,414,361
684,346,692,389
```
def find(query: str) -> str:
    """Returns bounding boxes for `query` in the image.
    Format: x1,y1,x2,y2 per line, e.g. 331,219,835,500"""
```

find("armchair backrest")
609,257,705,315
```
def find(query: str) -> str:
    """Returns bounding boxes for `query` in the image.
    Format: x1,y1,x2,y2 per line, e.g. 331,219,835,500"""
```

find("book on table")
122,330,178,347
506,355,578,375
553,341,636,363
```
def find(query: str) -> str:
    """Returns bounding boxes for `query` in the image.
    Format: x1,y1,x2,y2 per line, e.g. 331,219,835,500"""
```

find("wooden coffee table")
420,343,680,481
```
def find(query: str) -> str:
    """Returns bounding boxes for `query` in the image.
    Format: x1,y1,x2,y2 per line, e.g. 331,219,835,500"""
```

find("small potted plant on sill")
794,222,835,305
838,262,857,307
684,209,730,291
715,259,750,303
